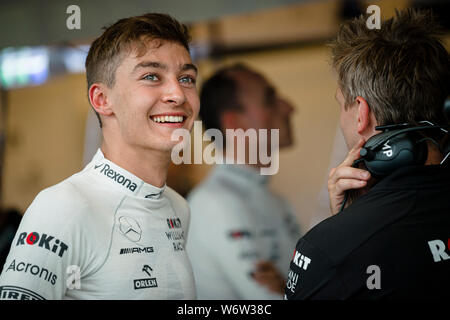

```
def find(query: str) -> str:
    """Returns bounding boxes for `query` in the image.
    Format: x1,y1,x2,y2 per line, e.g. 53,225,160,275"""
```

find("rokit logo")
133,265,158,290
292,250,311,270
120,247,154,255
6,259,57,285
428,238,450,262
167,218,181,229
228,230,253,239
94,163,138,192
0,286,45,300
16,232,68,258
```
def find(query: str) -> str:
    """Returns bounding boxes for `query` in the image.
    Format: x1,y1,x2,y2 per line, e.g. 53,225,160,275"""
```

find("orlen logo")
428,238,450,263
292,249,311,270
95,163,138,192
16,232,68,258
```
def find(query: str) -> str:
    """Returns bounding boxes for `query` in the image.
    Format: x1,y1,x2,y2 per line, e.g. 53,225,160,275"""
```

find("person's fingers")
329,166,370,185
340,137,366,167
334,178,367,193
255,261,275,272
252,271,285,293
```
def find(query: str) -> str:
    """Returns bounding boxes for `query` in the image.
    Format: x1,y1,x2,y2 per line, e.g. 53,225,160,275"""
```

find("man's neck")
425,141,444,165
100,141,170,188
223,149,265,170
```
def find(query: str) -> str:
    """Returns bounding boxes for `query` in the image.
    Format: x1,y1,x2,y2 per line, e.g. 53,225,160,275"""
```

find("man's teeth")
152,116,184,123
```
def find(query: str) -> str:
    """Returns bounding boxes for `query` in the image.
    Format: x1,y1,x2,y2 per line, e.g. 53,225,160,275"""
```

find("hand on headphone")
328,137,371,215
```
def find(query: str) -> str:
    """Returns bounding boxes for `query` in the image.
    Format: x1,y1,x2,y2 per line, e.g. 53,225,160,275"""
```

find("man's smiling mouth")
151,115,185,123
150,113,187,126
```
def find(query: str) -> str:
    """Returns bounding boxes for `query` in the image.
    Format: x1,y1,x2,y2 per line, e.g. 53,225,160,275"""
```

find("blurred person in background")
0,208,22,273
0,13,199,300
285,9,450,299
186,64,301,299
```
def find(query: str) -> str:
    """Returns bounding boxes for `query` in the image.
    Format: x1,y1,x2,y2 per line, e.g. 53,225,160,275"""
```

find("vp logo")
382,141,393,157
118,216,142,243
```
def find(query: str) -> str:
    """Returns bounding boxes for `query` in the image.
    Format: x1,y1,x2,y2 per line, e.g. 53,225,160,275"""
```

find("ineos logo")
118,216,142,243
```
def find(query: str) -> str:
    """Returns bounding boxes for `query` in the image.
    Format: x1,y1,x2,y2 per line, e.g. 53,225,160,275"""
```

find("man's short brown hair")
330,9,450,128
85,13,191,126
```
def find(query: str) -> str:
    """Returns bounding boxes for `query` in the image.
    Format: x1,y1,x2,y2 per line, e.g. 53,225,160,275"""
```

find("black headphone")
339,96,450,212
358,121,449,176
358,96,450,176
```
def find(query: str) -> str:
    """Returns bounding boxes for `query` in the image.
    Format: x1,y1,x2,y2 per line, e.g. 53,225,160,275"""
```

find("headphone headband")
367,124,450,152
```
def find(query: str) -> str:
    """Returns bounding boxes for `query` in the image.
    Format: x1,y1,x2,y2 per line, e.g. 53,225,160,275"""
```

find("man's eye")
179,76,196,84
143,74,159,81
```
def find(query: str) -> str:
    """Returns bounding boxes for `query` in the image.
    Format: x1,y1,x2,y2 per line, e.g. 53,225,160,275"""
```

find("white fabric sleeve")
188,191,282,300
0,187,85,300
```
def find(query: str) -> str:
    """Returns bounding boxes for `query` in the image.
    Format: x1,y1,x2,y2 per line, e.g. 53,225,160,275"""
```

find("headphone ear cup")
362,132,428,177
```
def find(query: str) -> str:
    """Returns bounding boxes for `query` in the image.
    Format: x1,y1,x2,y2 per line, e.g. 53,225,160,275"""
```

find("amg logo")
95,163,138,192
0,286,45,300
134,278,158,289
120,247,154,255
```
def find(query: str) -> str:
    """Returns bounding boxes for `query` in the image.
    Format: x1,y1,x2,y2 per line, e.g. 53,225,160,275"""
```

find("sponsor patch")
0,286,45,300
16,232,68,258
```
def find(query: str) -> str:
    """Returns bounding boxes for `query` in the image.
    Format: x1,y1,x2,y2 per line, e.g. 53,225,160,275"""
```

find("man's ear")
88,83,114,117
356,96,377,137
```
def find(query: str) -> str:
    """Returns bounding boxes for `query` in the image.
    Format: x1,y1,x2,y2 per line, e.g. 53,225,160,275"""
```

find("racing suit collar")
215,163,270,186
88,149,166,199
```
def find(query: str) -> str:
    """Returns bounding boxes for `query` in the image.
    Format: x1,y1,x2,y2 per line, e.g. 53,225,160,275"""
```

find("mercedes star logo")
119,216,142,242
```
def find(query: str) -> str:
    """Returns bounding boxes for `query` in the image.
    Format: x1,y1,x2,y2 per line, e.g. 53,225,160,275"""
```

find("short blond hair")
330,9,450,127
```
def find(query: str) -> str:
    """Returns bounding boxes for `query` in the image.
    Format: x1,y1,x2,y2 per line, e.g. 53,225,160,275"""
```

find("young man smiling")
0,13,199,300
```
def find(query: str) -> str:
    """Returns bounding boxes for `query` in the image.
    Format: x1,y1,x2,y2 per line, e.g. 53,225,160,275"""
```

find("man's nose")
279,98,295,115
162,78,186,106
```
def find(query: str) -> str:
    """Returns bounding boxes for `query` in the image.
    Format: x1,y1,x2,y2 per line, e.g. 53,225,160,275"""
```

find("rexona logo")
95,163,138,192
0,286,45,300
16,232,68,258
427,238,450,262
292,250,311,270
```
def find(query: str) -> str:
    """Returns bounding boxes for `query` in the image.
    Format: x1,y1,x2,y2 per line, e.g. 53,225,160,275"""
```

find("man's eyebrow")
181,63,198,75
132,61,197,75
132,61,167,73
